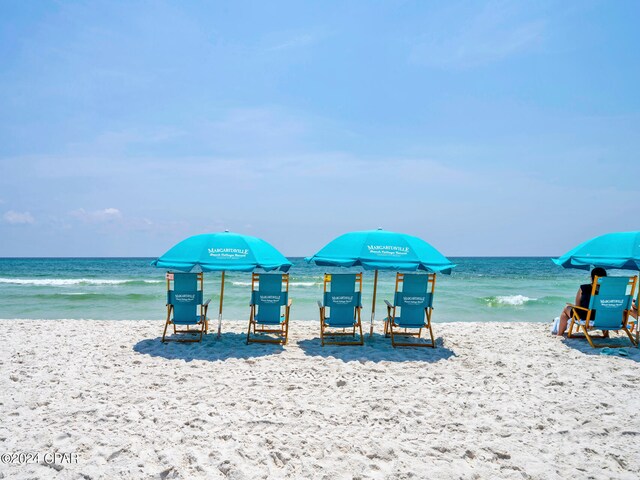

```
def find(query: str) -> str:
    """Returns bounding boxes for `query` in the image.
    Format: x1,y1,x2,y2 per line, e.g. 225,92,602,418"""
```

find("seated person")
556,267,606,336
555,267,638,336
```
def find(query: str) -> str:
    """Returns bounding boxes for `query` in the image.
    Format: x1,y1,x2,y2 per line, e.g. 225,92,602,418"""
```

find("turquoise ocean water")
0,257,634,322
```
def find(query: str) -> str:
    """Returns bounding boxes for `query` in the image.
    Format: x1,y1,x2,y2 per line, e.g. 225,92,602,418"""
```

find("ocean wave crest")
231,281,319,287
483,295,537,307
30,292,158,301
0,278,161,287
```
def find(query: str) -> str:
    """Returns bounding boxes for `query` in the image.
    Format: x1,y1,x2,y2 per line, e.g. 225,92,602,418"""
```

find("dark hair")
591,267,607,280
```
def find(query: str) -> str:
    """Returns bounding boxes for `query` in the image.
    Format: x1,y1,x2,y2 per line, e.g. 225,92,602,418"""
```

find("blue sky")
0,0,638,257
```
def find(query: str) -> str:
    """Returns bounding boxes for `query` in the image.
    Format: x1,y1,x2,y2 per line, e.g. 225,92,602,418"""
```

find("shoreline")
2,319,640,479
0,317,554,323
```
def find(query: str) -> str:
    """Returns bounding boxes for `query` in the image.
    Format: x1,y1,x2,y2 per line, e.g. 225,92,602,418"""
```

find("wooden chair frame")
246,273,292,345
318,273,364,346
567,275,638,348
384,273,436,348
162,272,210,343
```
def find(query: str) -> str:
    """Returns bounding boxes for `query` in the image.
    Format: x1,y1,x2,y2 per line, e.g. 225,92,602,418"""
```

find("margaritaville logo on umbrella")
208,247,249,259
367,245,410,256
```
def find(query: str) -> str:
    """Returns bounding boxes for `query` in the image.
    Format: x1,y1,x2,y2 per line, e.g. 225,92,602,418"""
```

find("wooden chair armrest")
384,300,393,308
203,299,211,306
317,300,324,309
570,304,589,312
288,299,293,307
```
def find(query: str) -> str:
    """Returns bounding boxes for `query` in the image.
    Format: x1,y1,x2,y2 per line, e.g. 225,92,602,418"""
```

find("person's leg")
557,306,572,336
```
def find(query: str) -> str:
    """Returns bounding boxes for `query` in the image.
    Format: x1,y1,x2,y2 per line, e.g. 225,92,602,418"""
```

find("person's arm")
574,287,582,306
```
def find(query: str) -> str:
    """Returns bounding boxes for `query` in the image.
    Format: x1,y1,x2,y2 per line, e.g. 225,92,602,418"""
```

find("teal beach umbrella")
553,230,640,345
152,231,292,336
306,229,456,336
553,231,640,271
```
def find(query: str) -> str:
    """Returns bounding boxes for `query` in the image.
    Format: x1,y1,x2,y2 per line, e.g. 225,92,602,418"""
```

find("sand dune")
1,319,639,479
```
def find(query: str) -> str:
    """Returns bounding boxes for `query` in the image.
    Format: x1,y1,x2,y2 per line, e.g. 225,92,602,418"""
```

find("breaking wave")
483,295,537,307
28,292,157,301
0,278,162,287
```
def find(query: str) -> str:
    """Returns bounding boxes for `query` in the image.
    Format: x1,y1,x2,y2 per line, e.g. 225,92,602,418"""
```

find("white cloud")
3,210,35,224
209,107,307,147
267,33,320,51
70,207,122,223
410,2,545,68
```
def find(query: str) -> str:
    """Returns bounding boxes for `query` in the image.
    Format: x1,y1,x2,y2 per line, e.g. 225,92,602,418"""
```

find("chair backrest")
587,276,636,329
394,273,435,326
167,272,204,323
323,273,362,323
251,273,289,321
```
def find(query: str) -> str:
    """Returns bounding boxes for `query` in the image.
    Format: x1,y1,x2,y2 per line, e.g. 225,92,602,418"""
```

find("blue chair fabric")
247,273,291,344
385,273,436,347
162,272,209,342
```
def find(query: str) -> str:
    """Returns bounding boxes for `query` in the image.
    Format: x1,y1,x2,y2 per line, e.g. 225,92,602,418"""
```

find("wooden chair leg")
162,321,170,343
567,318,576,338
427,323,436,348
284,320,289,345
581,325,597,348
246,320,252,344
623,326,638,346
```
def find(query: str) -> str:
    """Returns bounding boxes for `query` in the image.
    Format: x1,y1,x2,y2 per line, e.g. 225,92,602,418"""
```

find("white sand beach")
2,319,640,480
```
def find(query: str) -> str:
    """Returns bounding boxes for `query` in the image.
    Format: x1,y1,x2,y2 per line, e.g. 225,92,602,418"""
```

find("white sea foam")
289,282,319,287
485,295,537,307
231,281,319,287
0,278,131,286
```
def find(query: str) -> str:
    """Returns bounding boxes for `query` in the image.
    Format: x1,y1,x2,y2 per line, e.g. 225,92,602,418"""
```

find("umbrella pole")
218,270,225,339
370,269,378,337
636,272,639,348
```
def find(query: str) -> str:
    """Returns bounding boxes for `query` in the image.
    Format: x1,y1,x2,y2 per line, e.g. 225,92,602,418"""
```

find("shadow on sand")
297,333,456,363
133,331,284,362
562,333,640,363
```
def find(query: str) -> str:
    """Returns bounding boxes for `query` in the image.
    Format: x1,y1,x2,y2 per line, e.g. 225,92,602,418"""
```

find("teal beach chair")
384,273,436,348
318,273,364,346
247,273,292,345
567,275,638,348
162,272,210,343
